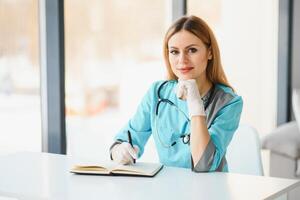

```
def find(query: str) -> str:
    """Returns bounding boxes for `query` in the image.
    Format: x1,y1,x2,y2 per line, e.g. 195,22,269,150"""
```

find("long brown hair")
163,15,233,90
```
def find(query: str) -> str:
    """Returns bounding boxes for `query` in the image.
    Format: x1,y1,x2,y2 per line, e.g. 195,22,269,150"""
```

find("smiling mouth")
177,67,194,74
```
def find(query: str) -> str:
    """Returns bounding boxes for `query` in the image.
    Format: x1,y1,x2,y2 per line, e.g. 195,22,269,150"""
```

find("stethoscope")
154,80,215,148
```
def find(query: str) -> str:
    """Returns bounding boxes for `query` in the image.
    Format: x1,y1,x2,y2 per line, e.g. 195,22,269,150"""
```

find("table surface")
0,152,299,200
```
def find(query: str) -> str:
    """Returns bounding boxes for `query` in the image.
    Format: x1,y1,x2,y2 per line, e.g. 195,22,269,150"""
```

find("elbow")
191,139,216,173
191,139,227,173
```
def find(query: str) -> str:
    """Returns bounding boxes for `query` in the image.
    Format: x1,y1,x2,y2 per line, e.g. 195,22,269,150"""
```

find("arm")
176,80,243,172
176,79,211,167
110,82,158,161
190,116,210,167
193,96,243,172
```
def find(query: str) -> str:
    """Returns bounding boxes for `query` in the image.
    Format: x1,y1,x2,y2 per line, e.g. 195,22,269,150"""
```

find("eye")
188,48,198,53
169,50,179,55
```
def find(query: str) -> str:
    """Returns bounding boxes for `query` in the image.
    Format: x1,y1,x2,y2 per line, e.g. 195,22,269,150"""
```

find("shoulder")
148,80,177,98
215,84,242,104
213,84,243,113
206,84,243,127
150,80,177,89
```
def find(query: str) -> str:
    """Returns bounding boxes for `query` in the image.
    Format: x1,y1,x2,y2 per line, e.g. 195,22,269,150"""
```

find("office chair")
226,124,264,176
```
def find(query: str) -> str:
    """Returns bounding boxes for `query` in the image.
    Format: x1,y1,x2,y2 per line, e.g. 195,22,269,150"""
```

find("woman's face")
168,30,211,81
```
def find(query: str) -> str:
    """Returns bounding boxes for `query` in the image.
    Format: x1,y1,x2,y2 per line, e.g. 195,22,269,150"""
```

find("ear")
207,47,212,60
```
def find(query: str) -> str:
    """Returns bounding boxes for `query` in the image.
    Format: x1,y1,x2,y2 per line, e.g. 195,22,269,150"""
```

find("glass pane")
0,0,41,155
65,0,169,161
188,0,279,136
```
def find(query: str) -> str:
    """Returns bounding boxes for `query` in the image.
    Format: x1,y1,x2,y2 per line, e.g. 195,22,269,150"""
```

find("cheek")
190,56,209,75
195,55,209,68
168,56,177,68
168,57,180,77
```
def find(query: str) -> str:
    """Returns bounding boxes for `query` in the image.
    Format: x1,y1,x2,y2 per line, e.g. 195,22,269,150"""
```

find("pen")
127,130,136,164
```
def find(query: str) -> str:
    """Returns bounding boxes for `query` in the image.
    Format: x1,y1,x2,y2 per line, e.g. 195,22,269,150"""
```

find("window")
65,0,170,160
0,0,41,155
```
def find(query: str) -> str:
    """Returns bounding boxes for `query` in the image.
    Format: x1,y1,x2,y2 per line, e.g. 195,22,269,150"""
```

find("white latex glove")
175,79,206,117
111,142,139,165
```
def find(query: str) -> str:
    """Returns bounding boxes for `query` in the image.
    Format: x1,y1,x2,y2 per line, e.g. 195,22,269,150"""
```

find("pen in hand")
127,130,136,164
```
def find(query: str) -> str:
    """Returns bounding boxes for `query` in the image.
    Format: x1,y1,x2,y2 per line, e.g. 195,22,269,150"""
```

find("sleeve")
110,81,159,158
193,95,243,172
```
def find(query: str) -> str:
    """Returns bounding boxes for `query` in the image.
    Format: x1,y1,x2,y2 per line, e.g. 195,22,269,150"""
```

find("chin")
177,74,198,81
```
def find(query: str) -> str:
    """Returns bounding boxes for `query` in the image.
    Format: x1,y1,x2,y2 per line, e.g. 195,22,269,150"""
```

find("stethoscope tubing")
154,80,215,148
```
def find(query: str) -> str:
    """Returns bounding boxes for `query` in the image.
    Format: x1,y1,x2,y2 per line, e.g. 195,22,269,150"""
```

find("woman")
109,15,243,172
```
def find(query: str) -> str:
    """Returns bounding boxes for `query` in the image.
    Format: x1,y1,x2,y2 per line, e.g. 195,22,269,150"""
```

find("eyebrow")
169,44,199,49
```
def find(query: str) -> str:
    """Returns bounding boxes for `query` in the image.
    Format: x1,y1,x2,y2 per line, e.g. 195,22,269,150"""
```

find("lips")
177,67,194,74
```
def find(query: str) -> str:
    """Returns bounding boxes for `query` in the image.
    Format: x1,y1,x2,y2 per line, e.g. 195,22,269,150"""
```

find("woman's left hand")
175,79,206,117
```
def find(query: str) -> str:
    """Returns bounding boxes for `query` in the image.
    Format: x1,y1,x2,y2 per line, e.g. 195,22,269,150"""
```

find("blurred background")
0,0,294,178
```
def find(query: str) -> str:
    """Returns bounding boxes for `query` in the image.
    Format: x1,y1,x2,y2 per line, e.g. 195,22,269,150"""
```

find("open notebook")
70,161,163,177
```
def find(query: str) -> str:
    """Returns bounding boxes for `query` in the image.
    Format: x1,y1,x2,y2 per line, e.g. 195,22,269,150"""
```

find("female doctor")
109,15,243,172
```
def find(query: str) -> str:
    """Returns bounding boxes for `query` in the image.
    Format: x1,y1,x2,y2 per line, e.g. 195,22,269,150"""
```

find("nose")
178,52,188,64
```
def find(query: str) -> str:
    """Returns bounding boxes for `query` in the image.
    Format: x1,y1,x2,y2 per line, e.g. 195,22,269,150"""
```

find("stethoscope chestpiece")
181,134,190,144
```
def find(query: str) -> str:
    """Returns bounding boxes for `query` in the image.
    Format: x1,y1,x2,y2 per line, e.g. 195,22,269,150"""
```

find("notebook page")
113,162,162,175
73,160,118,171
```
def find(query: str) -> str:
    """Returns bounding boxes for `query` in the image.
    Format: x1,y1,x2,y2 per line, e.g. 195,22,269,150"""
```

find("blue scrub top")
113,80,243,172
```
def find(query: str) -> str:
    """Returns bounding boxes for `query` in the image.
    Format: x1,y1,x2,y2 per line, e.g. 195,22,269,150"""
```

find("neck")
196,76,212,97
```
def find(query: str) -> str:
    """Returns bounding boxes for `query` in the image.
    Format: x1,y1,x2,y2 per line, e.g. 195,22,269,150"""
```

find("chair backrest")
226,124,264,176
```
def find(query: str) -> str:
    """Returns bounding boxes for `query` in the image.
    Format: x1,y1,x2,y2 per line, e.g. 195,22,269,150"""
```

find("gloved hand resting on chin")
175,79,206,118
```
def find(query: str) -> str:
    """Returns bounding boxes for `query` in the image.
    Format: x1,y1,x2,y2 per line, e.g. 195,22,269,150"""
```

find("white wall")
218,0,278,136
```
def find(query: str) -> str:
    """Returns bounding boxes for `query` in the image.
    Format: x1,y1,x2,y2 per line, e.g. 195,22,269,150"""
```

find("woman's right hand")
175,79,205,117
111,142,139,165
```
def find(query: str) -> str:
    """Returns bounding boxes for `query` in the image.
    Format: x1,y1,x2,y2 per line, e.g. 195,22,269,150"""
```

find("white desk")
0,152,299,200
